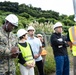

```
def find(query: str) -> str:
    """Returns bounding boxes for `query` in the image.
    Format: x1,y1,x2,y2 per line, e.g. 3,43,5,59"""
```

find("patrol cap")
53,22,62,29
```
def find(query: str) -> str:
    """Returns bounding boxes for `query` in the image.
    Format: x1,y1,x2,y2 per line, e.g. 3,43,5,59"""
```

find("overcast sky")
0,0,74,16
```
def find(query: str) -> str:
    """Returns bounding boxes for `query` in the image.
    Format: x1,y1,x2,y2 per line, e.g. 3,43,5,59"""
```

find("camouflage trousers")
0,58,16,75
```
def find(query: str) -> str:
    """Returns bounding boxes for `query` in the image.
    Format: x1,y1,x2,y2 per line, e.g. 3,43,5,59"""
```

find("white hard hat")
5,14,18,27
17,29,27,38
74,17,76,21
53,22,62,29
37,34,42,37
27,26,35,31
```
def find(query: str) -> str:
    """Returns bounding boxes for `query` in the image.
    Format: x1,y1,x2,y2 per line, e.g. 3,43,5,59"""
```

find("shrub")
15,46,73,75
44,45,55,74
15,45,56,75
33,45,56,75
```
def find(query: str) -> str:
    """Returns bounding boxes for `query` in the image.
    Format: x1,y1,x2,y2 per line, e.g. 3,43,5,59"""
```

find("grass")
15,45,73,75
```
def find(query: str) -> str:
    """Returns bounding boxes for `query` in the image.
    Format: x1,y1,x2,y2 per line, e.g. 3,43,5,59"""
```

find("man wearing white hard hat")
27,26,45,75
17,29,35,75
67,24,76,75
50,22,69,75
0,14,19,75
67,1,76,75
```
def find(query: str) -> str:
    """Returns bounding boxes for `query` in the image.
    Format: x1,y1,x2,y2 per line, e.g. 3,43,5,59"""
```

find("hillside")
0,1,75,34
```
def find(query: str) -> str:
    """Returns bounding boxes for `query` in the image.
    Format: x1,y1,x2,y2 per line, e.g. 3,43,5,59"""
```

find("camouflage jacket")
0,27,18,56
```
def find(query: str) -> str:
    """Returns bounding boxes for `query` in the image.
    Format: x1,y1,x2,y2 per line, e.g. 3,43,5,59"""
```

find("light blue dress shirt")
27,37,42,61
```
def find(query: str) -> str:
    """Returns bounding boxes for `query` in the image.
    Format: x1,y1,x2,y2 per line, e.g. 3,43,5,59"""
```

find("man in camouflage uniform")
0,14,19,75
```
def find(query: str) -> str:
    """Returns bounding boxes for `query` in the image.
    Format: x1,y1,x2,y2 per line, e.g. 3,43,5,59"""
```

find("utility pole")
73,0,76,21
